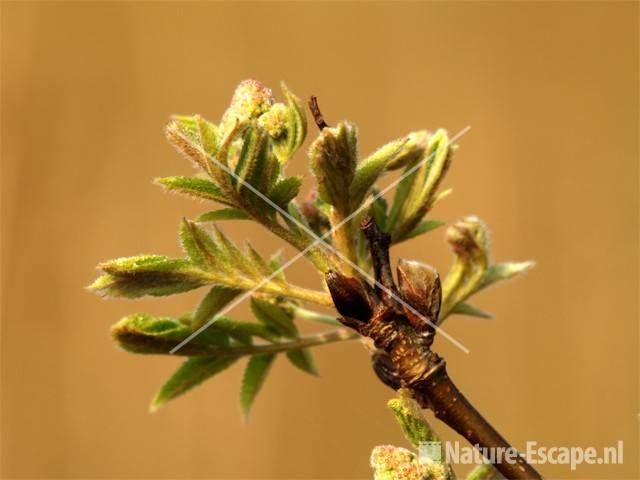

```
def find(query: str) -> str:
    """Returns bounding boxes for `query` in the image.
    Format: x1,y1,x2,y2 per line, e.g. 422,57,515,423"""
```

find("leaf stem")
200,272,332,306
182,328,358,357
292,306,342,326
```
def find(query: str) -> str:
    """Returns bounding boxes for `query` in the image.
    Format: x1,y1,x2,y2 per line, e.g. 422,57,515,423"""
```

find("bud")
388,394,437,448
220,79,274,137
446,216,489,262
257,102,288,138
385,130,429,170
370,445,434,480
309,122,358,214
370,445,416,472
325,271,372,323
397,259,441,329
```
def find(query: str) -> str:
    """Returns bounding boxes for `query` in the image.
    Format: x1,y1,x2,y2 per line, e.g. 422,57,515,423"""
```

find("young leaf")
235,126,279,204
478,261,535,291
350,138,407,209
240,354,276,420
197,208,249,222
286,349,319,376
155,176,236,207
151,356,239,412
449,302,493,319
393,220,445,244
192,285,242,330
111,313,228,355
90,256,209,299
210,317,279,344
387,130,453,242
179,219,220,269
349,131,428,210
250,298,297,338
269,176,302,207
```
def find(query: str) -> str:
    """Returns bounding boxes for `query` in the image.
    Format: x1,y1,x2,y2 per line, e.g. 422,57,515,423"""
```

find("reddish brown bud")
397,259,441,329
325,271,373,323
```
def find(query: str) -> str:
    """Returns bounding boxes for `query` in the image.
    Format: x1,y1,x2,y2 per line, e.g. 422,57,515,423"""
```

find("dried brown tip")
308,95,328,130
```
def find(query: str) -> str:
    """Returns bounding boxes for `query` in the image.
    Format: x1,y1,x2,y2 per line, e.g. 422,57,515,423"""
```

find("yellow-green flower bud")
258,102,288,138
220,79,274,137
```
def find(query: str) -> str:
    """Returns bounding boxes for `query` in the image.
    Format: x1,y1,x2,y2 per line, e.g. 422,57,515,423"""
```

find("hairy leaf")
269,176,302,207
250,298,297,338
240,354,276,420
350,131,428,209
479,261,535,291
112,313,229,355
151,356,239,412
393,220,445,244
155,176,236,207
449,302,493,319
387,130,452,242
286,349,318,376
197,208,249,222
209,317,279,344
192,285,242,330
90,256,209,298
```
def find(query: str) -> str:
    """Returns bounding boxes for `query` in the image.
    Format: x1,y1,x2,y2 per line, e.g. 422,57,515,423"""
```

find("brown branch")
326,216,543,480
308,95,329,130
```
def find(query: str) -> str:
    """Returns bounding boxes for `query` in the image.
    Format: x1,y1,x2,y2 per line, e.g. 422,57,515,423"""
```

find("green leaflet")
350,131,428,210
286,349,318,376
393,220,445,244
387,130,452,242
209,318,279,344
177,220,312,300
89,256,208,299
478,261,535,291
155,176,236,207
170,115,220,158
197,208,249,222
349,138,407,210
240,353,276,420
269,176,302,208
192,285,242,330
449,302,493,319
235,126,279,204
151,355,239,412
250,299,318,377
250,298,297,338
111,313,228,356
179,219,220,270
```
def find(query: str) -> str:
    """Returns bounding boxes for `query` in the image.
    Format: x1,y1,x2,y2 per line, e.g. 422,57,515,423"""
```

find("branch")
325,216,542,480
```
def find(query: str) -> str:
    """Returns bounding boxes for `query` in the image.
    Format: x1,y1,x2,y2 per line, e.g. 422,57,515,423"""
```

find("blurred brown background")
1,2,638,479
